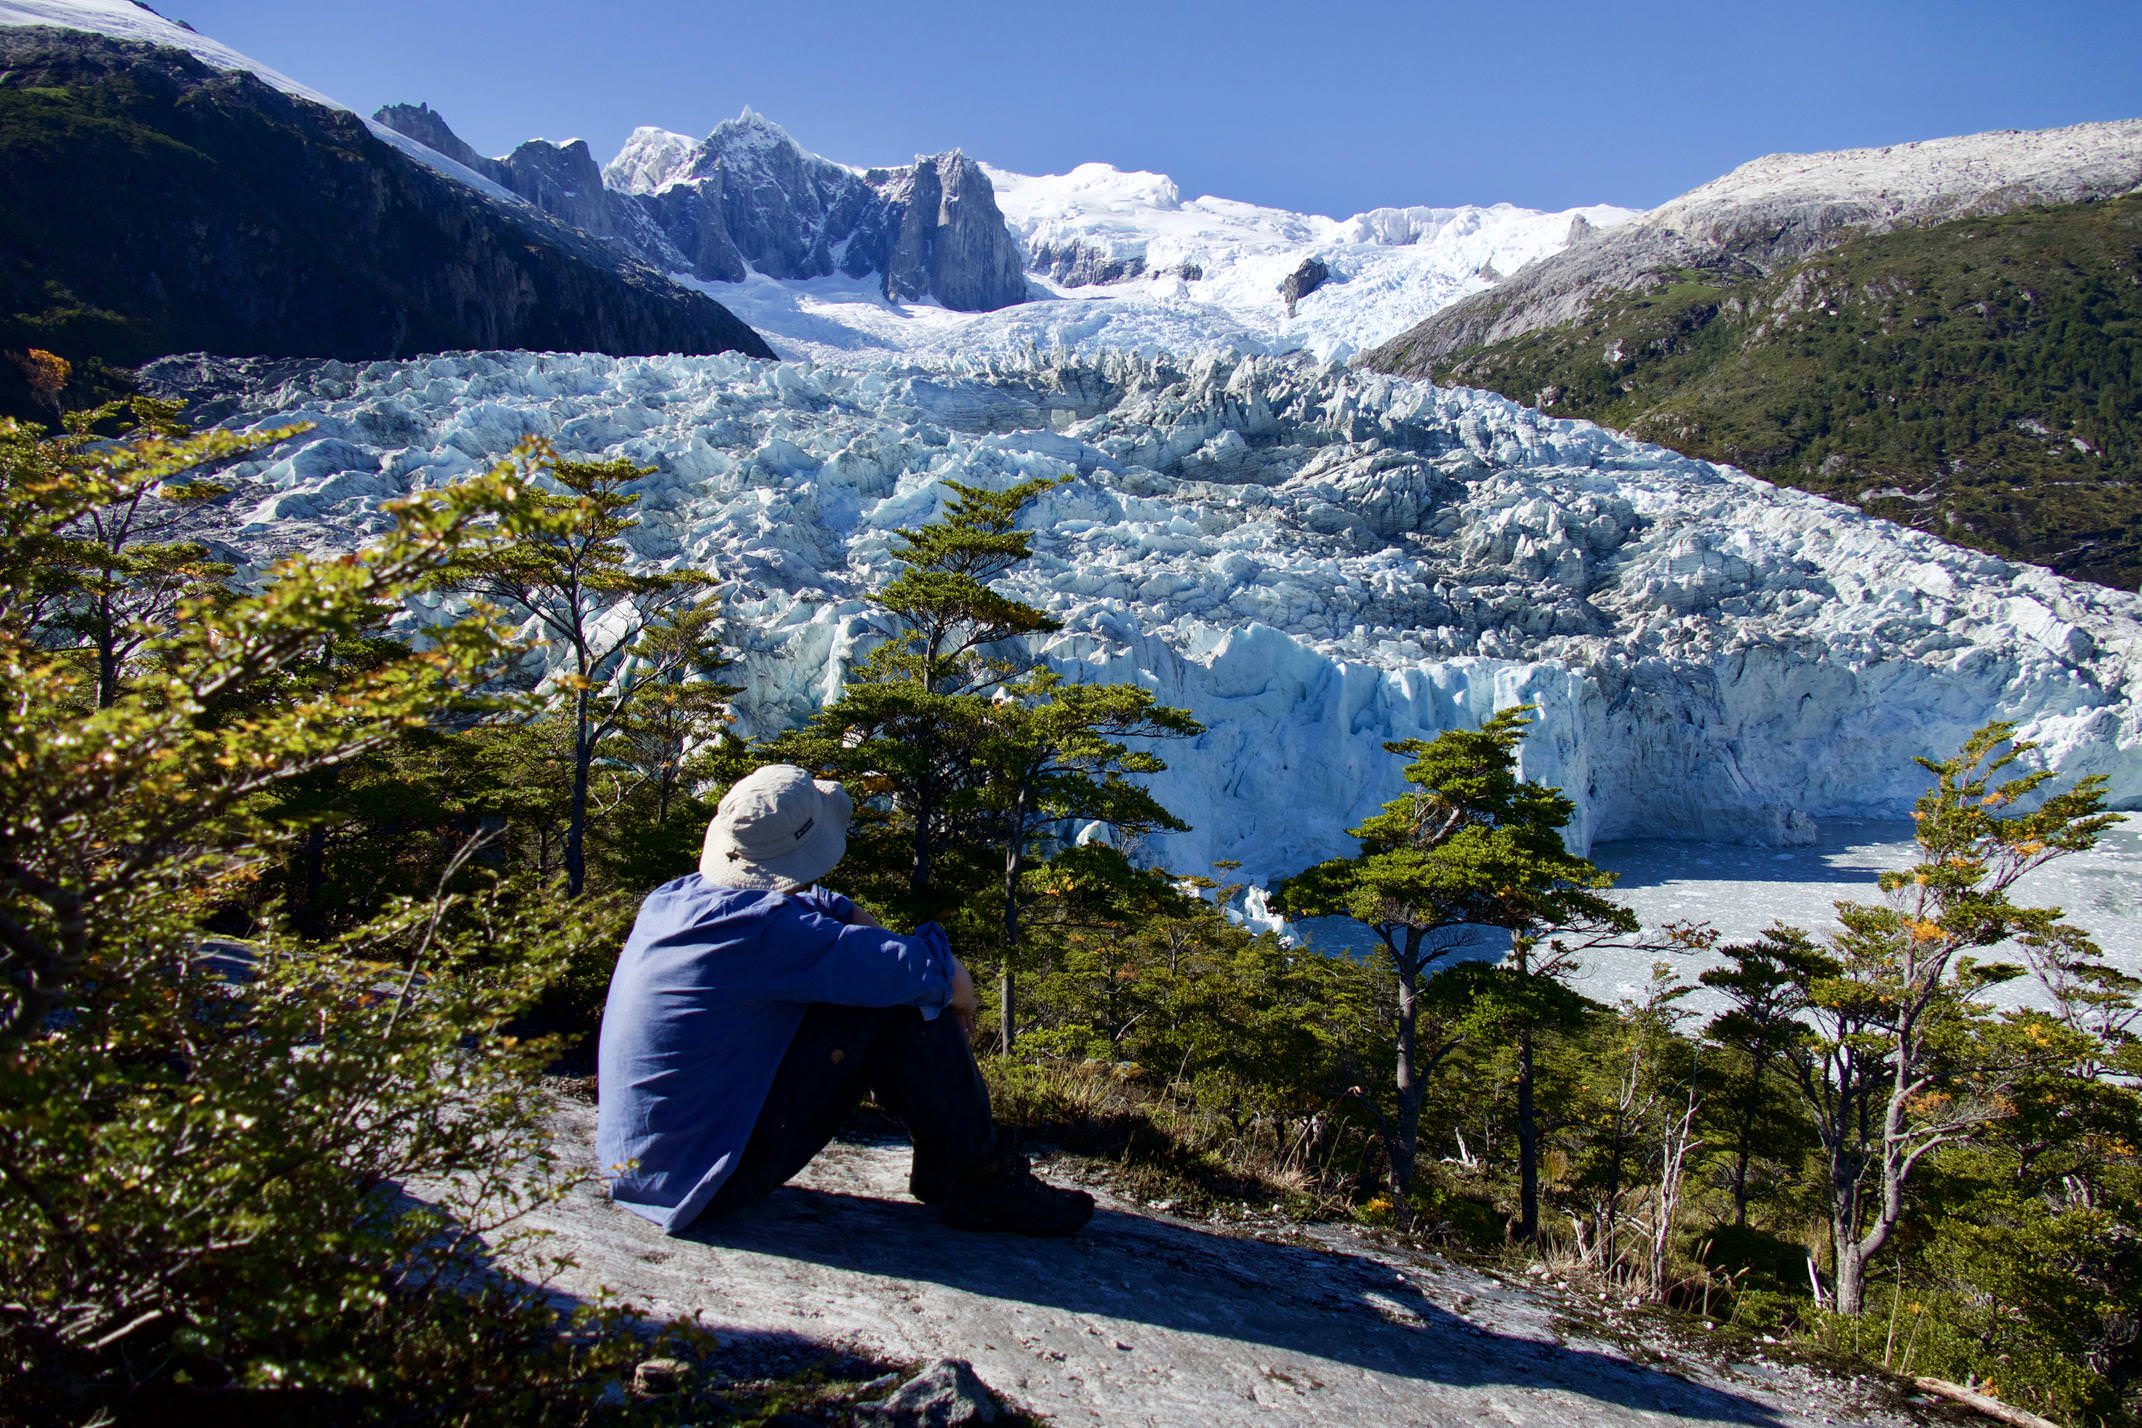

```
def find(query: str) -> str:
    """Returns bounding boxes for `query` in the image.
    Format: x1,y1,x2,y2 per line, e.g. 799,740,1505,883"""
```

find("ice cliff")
148,349,2142,887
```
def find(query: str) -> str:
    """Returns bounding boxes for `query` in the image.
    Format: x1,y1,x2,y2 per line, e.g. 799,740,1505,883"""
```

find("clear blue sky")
167,0,2142,215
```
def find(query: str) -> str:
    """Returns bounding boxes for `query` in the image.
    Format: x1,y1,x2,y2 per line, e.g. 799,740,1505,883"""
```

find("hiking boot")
909,1127,1022,1206
938,1142,1095,1237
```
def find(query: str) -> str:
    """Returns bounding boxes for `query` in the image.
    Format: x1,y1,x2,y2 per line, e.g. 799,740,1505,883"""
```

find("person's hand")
946,957,978,1037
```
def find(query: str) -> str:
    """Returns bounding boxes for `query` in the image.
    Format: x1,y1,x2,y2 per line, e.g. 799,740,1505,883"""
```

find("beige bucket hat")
700,765,854,891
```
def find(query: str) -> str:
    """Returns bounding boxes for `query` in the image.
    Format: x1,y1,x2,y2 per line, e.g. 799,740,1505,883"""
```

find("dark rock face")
1031,238,1146,287
1279,256,1330,316
377,103,1032,313
0,31,773,385
373,100,495,175
635,182,748,283
873,151,1030,311
497,139,617,239
679,111,887,283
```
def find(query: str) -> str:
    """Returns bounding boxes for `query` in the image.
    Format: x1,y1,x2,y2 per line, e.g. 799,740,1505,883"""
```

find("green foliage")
0,416,675,1419
1388,195,2142,588
1279,707,1630,955
997,881,1393,1211
1773,722,2117,1315
1276,706,1633,1203
774,473,1197,1058
977,666,1201,1049
776,476,1070,915
452,447,731,897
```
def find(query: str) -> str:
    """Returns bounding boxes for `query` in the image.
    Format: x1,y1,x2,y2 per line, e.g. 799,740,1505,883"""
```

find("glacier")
979,163,1633,363
152,347,2142,900
697,162,1633,365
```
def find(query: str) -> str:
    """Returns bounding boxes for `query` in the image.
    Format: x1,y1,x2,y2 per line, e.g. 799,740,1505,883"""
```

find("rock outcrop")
495,138,619,239
1278,256,1329,316
497,1099,1938,1428
371,100,492,174
1030,238,1148,286
0,31,773,393
875,150,1031,310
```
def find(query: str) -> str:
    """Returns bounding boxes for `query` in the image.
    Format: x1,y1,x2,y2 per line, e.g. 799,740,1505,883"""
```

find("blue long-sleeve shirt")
595,875,954,1233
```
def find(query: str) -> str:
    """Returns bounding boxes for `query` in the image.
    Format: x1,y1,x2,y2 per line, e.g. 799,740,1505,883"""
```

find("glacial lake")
1285,815,2142,1017
1589,813,2142,1014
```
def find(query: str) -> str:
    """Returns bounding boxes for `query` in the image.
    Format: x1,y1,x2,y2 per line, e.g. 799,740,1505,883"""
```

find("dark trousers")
703,1003,998,1216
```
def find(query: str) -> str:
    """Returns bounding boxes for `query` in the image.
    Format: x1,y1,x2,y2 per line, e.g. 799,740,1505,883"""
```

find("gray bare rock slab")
521,1101,1927,1427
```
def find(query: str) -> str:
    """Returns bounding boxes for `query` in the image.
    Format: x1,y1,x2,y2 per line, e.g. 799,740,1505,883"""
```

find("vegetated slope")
1373,118,2142,364
1372,196,2142,589
0,29,771,414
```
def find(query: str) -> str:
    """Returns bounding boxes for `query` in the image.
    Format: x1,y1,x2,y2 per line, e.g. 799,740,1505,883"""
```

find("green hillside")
0,31,769,418
1372,196,2142,590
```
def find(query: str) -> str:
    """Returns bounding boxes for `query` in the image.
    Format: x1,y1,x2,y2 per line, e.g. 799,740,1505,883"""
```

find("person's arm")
944,955,978,1035
793,885,884,930
752,899,955,1014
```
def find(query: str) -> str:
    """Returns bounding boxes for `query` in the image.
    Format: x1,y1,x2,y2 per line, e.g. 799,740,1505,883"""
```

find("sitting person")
596,764,1094,1237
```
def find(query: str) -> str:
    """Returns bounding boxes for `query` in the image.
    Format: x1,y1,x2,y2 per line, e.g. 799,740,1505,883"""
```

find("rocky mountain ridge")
375,103,1031,313
1372,117,2142,367
0,29,771,415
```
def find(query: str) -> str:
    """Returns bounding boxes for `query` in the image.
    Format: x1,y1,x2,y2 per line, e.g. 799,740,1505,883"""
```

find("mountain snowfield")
595,118,1630,362
611,130,1633,362
155,348,2142,876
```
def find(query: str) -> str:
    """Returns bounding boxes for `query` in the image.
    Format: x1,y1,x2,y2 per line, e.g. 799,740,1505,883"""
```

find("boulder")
855,1358,1000,1426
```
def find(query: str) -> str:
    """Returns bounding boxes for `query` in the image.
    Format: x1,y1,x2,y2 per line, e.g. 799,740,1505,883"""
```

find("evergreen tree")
0,416,651,1417
1700,925,1822,1227
7,394,242,706
976,667,1199,1050
1778,721,2114,1315
778,476,1064,913
1276,706,1632,1207
453,449,727,896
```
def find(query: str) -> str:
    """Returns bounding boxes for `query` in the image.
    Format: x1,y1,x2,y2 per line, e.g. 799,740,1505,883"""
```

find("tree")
1779,721,2114,1315
1276,706,1633,1207
1700,925,1822,1226
3,394,243,707
612,596,740,832
781,476,1064,913
0,416,650,1416
976,667,1199,1051
454,450,727,896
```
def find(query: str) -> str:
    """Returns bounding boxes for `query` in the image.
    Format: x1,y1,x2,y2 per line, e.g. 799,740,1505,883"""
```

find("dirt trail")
522,1101,1939,1427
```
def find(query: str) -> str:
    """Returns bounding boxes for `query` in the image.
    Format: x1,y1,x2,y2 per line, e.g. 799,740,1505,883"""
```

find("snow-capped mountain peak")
603,125,697,194
705,106,807,161
960,160,1634,363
